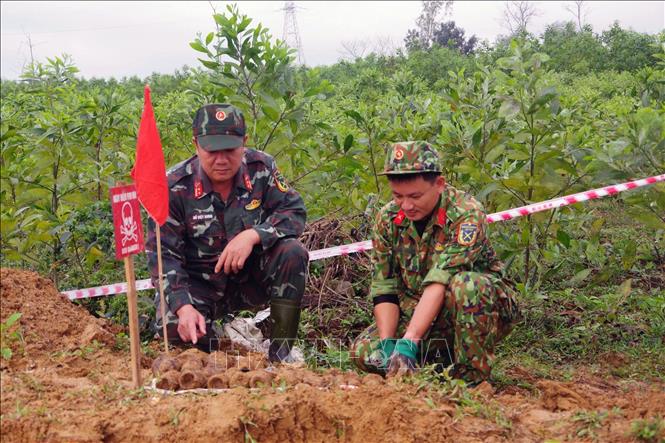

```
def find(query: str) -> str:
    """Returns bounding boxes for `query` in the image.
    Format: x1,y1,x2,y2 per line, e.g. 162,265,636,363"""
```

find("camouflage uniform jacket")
146,148,307,314
370,185,505,309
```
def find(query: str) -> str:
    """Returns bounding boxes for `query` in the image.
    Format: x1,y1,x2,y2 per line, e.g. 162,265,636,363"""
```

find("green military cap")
379,141,441,175
192,103,246,151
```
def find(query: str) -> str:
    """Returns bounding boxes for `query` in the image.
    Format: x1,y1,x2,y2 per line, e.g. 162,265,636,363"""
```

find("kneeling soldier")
146,104,307,362
351,141,520,384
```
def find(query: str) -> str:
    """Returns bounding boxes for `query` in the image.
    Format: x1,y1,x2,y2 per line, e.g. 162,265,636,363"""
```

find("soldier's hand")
386,338,419,378
176,304,207,344
386,353,417,377
215,229,260,274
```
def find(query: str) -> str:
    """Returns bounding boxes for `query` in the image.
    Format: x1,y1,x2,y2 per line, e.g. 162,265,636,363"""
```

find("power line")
1,21,179,36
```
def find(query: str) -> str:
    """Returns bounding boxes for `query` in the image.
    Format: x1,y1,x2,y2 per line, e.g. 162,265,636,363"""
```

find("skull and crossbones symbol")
119,202,138,246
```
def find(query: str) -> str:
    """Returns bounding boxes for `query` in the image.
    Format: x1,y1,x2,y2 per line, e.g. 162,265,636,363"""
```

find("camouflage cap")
379,141,441,175
192,104,246,151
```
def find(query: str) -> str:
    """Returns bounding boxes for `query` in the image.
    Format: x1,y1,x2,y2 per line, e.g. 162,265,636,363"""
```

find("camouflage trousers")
351,271,520,383
154,238,308,351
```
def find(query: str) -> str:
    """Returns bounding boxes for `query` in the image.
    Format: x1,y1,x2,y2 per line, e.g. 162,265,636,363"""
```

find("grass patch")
1,312,24,361
496,199,664,383
571,409,611,441
630,415,665,442
497,279,664,381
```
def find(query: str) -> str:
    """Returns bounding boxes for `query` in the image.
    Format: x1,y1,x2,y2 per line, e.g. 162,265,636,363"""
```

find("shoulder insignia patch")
273,169,289,192
457,222,478,246
245,199,261,211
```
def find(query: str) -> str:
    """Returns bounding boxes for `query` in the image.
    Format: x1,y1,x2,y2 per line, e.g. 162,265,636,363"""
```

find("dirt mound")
0,268,117,369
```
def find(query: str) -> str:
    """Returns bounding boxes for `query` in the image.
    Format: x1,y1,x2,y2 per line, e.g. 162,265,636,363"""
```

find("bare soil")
1,268,663,442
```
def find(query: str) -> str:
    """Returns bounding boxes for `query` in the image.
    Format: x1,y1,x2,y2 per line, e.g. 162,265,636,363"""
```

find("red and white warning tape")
64,279,156,300
62,174,664,300
486,175,663,223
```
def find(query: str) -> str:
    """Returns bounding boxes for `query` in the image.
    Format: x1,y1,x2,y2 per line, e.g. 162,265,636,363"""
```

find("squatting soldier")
146,104,308,362
351,141,520,384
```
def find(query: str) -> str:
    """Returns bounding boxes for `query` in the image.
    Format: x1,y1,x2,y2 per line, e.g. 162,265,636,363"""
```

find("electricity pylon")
281,2,306,65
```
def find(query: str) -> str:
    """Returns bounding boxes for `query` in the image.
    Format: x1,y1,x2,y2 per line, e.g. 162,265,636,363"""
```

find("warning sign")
110,184,145,259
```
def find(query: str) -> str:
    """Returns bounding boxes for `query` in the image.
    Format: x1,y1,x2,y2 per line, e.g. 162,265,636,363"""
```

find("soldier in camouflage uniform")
350,141,520,383
146,104,308,362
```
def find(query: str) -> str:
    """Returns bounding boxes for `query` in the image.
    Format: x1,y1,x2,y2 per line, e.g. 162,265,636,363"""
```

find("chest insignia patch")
457,222,479,246
192,213,214,221
245,199,261,210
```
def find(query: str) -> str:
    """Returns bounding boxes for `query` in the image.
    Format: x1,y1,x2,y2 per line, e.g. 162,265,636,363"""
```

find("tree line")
1,4,663,299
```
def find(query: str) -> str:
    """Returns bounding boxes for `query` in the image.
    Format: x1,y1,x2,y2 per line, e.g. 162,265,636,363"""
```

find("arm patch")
457,222,478,246
273,169,289,192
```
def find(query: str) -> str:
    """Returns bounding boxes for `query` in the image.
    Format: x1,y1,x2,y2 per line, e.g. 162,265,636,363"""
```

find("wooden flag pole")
156,223,169,354
122,255,142,388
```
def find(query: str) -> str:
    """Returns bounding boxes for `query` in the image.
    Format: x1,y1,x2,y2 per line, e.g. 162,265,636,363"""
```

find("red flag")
131,85,168,226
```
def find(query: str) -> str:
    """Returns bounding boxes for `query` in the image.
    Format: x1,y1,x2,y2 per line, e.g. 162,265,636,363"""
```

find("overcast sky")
1,1,663,80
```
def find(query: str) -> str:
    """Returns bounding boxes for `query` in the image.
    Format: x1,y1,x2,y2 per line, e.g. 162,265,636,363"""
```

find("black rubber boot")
268,298,301,363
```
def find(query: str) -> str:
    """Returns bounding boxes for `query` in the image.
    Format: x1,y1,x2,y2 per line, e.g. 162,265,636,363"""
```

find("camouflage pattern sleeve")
369,206,403,299
422,198,488,287
252,158,306,250
146,196,193,314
